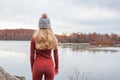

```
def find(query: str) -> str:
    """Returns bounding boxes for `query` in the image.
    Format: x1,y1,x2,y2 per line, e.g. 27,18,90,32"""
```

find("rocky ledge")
0,66,25,80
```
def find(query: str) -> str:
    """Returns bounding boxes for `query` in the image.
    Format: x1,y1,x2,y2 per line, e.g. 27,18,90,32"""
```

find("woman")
30,13,59,80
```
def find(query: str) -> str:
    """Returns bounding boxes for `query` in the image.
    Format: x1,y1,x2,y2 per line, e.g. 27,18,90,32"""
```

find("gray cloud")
0,0,120,34
60,0,120,10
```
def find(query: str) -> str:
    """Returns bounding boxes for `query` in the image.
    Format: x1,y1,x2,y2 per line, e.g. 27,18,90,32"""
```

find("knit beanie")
38,13,51,28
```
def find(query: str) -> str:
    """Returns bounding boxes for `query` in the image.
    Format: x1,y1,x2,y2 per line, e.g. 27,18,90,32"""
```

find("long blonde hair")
33,28,58,50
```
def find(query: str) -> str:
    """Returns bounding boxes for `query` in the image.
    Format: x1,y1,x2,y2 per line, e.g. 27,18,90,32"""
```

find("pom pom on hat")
42,13,47,18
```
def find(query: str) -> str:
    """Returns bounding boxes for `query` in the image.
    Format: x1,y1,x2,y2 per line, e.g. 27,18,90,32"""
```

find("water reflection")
59,43,119,53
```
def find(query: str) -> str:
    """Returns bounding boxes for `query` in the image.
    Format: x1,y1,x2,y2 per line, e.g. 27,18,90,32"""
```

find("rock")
14,76,26,80
0,66,25,80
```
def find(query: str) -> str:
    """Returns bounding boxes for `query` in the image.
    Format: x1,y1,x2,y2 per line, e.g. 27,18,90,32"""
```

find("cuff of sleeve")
55,68,58,74
55,66,58,69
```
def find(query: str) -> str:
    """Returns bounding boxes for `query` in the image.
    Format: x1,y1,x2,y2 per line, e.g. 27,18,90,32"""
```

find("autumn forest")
0,29,120,46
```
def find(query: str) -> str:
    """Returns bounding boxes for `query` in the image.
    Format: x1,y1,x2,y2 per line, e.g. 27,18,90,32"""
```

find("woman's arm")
53,49,59,74
30,37,35,71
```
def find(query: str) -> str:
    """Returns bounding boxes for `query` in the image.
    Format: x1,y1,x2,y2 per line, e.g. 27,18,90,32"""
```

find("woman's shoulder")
31,36,35,42
31,30,38,40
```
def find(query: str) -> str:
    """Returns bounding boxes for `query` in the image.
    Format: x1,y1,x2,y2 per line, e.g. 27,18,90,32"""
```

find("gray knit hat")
38,13,51,28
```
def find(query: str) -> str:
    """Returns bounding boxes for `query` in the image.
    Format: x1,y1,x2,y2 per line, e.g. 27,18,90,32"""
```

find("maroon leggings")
32,66,55,80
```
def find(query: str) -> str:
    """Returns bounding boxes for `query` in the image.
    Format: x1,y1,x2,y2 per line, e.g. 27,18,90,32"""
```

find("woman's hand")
55,69,58,75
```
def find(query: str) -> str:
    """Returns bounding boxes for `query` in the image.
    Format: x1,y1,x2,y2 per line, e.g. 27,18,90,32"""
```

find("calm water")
0,41,120,80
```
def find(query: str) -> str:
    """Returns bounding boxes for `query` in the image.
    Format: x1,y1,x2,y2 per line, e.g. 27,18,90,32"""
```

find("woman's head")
34,13,58,50
38,13,51,29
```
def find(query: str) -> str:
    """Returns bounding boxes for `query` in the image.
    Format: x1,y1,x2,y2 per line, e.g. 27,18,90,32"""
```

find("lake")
0,41,120,80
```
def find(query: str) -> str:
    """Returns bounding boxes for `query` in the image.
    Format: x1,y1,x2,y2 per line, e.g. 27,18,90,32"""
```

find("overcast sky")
0,0,120,34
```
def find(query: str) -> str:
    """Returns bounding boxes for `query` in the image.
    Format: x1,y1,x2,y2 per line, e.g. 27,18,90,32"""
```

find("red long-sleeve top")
30,37,59,72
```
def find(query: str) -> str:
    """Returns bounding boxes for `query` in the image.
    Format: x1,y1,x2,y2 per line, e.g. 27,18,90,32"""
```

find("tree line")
56,32,120,45
0,29,120,45
0,29,34,40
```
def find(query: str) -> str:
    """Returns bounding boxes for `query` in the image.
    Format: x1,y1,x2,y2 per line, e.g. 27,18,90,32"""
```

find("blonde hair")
33,28,58,50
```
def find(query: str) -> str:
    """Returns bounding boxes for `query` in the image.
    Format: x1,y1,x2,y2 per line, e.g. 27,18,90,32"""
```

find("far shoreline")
0,40,120,47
